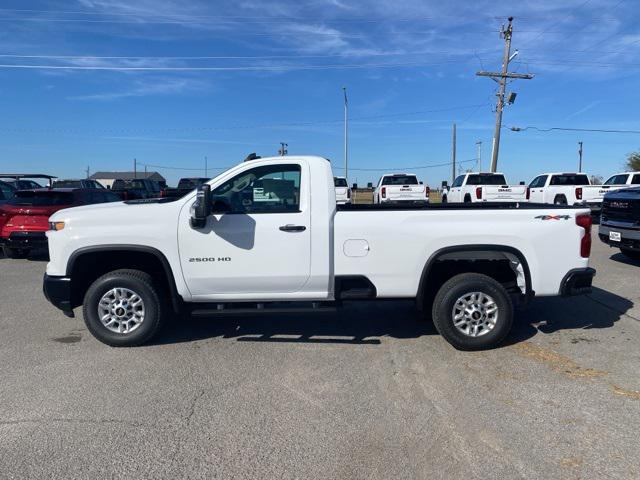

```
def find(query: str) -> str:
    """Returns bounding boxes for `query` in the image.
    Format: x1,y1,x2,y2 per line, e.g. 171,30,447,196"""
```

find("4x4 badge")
534,215,571,221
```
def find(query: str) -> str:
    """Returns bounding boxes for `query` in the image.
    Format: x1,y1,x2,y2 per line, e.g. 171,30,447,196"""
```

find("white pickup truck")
43,156,595,351
442,173,527,204
373,173,429,204
334,176,351,204
527,172,629,213
602,171,640,188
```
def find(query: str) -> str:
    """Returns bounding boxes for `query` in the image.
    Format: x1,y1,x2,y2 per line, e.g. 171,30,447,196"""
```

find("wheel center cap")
115,307,126,317
472,311,482,320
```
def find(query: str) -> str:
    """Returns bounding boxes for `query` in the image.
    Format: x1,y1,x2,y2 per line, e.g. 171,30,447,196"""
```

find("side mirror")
211,195,231,214
419,181,423,185
441,181,448,188
519,181,525,185
190,184,211,228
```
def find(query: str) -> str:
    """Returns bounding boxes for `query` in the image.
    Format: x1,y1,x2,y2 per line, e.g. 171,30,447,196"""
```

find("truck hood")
49,198,175,222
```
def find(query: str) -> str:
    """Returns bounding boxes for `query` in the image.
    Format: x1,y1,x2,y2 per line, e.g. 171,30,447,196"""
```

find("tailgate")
583,185,625,202
482,185,527,201
385,184,426,200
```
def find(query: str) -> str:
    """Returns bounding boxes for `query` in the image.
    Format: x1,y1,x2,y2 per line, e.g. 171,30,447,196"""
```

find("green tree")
627,151,640,171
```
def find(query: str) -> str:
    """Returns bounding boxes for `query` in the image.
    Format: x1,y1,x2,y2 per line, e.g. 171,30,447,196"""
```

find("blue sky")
0,0,638,186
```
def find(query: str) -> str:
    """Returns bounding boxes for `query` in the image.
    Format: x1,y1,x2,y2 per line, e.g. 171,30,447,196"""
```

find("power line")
0,60,471,71
509,125,640,134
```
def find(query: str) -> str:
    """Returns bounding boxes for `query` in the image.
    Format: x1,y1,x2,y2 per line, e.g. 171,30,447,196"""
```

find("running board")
190,302,337,318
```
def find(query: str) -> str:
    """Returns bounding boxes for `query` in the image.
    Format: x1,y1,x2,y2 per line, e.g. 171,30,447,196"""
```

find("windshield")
466,174,507,186
334,178,348,187
382,175,418,185
7,191,74,206
550,174,590,186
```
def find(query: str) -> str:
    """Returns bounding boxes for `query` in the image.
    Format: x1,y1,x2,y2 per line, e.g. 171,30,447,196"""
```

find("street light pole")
476,140,482,172
343,86,348,180
578,141,583,172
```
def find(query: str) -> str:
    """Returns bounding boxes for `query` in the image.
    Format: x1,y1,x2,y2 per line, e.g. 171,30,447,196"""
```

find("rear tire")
83,269,166,347
620,248,640,260
432,273,513,351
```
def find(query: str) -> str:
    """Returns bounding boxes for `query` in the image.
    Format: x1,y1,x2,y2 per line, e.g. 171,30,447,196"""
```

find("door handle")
279,224,306,232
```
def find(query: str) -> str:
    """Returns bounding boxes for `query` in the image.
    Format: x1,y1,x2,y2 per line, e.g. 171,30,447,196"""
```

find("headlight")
49,221,65,231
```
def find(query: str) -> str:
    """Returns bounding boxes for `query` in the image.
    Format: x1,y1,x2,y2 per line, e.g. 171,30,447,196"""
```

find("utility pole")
451,123,457,183
85,166,90,179
134,158,137,179
475,140,482,172
578,141,583,172
477,17,534,172
205,156,208,177
279,142,288,156
343,86,349,180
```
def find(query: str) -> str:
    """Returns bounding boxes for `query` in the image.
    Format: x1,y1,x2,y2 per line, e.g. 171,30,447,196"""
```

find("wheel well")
416,248,530,312
68,249,180,312
554,194,567,203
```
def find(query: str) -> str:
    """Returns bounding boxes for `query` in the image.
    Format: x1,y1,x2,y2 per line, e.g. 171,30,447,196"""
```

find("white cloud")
68,77,210,100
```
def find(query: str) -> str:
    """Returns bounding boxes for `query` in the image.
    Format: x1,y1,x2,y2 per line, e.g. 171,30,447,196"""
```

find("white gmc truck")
373,173,429,204
442,173,527,204
43,156,595,351
527,172,629,213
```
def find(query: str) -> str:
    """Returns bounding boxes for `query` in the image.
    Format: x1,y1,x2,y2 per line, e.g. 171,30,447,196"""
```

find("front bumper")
560,268,596,296
0,231,48,250
599,224,640,251
43,274,74,316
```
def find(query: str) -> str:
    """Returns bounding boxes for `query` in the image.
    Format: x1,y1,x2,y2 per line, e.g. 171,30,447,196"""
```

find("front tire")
620,248,640,261
3,247,28,259
83,269,166,347
432,273,513,351
441,195,448,204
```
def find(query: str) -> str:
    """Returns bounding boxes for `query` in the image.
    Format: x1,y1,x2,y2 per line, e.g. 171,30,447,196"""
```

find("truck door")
177,161,311,298
528,175,547,203
449,175,464,202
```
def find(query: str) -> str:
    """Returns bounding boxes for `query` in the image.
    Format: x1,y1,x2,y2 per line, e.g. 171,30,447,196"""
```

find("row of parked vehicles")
336,170,640,214
0,174,211,258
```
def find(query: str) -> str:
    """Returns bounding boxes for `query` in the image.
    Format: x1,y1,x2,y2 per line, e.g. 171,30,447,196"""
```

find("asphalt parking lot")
0,234,639,479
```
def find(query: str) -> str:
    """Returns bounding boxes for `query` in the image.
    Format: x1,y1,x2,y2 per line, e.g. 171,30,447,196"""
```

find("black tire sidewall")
432,274,513,350
83,272,162,347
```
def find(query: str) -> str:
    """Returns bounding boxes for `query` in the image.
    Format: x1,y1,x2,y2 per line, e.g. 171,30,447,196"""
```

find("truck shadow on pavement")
151,286,633,348
608,252,640,267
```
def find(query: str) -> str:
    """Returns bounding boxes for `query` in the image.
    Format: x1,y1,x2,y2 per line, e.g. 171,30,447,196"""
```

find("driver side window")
451,176,464,188
212,164,301,214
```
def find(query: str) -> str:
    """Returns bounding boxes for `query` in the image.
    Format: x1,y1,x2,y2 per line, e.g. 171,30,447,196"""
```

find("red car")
0,188,120,258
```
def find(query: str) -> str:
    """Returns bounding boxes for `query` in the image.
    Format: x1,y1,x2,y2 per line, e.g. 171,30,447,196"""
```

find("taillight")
576,214,592,258
381,187,386,198
526,187,530,200
160,190,165,198
475,187,482,200
575,187,583,200
425,186,430,198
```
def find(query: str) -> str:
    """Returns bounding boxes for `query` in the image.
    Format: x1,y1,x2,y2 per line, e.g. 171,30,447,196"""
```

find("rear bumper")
381,199,429,204
43,274,74,316
560,268,596,296
599,224,640,251
0,231,48,250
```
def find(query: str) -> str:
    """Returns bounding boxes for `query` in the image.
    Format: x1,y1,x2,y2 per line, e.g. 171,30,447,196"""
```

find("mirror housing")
190,184,212,228
441,180,448,188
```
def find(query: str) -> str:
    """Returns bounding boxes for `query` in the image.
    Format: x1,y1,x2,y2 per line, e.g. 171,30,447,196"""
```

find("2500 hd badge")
189,257,232,262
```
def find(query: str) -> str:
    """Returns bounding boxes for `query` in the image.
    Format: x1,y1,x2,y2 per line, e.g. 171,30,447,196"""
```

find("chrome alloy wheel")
98,288,145,334
451,291,498,337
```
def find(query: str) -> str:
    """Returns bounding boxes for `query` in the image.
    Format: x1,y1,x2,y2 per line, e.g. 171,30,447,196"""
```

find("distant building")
89,171,167,189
